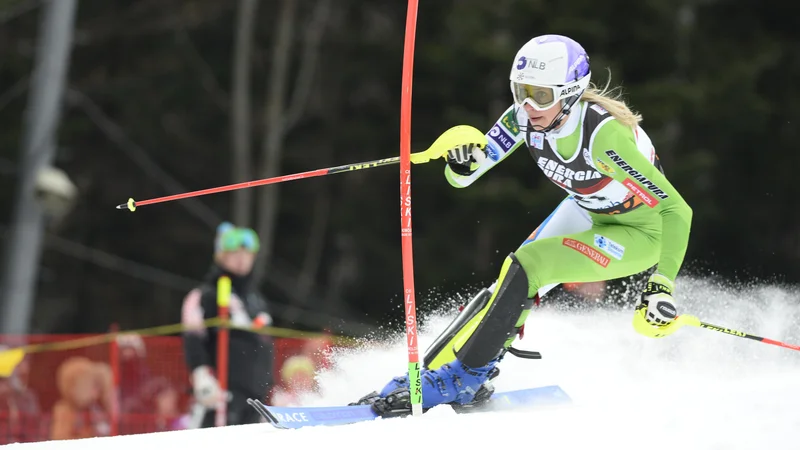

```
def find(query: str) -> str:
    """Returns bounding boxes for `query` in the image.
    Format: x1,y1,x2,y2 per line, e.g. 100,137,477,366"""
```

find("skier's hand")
446,142,486,176
633,272,679,338
192,365,224,408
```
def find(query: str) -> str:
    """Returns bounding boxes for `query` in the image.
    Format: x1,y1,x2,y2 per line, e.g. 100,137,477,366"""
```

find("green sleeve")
444,140,524,188
591,121,693,281
444,105,526,188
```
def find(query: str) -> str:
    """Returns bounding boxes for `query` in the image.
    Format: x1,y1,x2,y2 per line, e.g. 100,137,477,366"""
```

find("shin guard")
424,253,534,370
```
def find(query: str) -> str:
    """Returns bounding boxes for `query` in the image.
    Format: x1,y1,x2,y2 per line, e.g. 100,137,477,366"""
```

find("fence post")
108,323,120,436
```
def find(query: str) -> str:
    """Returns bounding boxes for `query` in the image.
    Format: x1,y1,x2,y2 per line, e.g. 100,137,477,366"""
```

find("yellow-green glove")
633,272,681,338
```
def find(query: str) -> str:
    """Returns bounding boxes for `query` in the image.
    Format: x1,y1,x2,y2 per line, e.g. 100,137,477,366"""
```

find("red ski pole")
116,125,486,212
674,314,800,352
695,318,800,351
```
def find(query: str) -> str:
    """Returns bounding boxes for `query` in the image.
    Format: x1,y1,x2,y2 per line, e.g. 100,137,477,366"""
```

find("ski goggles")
510,76,590,111
217,227,260,253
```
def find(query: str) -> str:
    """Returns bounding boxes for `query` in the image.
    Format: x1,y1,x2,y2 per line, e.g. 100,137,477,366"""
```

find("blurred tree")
253,0,331,289
230,0,258,227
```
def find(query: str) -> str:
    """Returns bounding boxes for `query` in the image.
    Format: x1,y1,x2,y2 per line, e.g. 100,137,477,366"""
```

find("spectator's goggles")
218,227,260,253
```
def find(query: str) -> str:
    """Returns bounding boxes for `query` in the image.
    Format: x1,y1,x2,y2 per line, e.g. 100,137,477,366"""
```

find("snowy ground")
6,277,800,450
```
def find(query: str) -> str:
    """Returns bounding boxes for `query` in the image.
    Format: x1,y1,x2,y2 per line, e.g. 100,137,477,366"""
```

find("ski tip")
116,198,136,211
247,397,287,429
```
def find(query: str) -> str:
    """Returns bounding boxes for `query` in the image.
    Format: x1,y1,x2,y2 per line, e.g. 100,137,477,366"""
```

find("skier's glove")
446,142,486,176
192,365,224,408
633,272,680,338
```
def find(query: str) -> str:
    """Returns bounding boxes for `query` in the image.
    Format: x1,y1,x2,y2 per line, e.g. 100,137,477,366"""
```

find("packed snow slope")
7,277,800,450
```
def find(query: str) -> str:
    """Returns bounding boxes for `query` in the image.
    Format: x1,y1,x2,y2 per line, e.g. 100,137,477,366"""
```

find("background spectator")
181,222,274,427
50,357,113,440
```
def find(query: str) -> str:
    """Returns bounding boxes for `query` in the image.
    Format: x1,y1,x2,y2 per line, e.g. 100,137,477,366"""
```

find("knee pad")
424,252,534,370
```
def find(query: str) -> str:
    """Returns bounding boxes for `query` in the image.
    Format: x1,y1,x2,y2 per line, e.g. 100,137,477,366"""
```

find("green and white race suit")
445,101,693,300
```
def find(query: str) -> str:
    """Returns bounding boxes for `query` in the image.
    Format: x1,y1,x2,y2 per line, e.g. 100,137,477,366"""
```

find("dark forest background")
1,0,798,337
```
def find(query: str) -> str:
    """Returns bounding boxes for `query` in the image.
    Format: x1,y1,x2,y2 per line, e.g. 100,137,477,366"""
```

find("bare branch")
46,231,199,291
253,0,297,283
231,0,259,226
160,112,216,154
284,185,331,325
174,26,230,113
0,0,40,24
285,0,332,130
0,76,29,113
72,1,235,47
66,88,221,228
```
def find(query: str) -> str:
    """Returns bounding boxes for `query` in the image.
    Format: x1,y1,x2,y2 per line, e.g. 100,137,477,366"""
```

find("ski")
248,385,571,430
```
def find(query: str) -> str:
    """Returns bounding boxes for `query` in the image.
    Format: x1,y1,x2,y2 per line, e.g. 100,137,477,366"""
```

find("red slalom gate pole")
399,0,422,416
215,276,232,426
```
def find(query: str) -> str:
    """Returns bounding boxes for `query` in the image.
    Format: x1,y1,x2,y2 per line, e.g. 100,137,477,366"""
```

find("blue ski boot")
351,358,500,416
352,252,538,416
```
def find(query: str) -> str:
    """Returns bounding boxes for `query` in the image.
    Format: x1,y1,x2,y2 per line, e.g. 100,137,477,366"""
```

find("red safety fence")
0,333,335,445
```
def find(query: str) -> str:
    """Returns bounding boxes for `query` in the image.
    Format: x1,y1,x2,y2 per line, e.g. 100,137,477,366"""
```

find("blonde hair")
580,69,642,128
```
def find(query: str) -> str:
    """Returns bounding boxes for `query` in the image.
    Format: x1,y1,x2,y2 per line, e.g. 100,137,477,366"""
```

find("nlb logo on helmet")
516,56,546,71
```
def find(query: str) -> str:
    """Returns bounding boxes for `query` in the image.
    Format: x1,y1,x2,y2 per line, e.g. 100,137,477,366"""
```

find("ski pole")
677,314,800,352
116,124,486,212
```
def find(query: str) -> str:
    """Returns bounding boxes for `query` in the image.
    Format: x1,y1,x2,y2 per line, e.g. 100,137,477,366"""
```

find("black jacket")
181,264,274,400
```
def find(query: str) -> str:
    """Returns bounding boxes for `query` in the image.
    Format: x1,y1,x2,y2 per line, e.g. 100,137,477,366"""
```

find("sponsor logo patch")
501,109,520,135
656,301,677,318
595,158,615,174
593,234,625,260
563,238,610,268
530,132,544,150
582,148,593,166
516,56,546,71
623,178,658,207
488,125,515,151
274,412,310,423
590,104,608,115
559,85,581,97
537,157,603,189
605,149,669,205
485,142,501,161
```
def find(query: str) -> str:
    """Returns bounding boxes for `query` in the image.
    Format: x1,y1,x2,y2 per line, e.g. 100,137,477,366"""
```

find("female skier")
354,34,693,415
